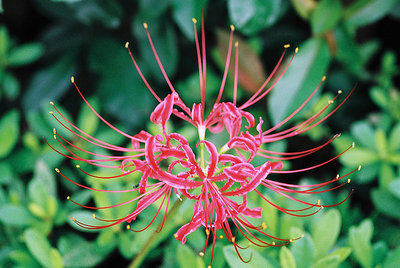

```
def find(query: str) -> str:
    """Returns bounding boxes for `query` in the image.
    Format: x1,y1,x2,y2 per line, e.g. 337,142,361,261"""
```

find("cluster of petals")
47,15,358,265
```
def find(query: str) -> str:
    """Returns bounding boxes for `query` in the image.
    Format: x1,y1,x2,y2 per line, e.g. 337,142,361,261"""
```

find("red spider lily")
47,14,358,267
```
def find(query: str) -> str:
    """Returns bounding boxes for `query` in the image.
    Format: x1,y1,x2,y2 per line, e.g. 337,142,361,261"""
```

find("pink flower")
48,15,358,266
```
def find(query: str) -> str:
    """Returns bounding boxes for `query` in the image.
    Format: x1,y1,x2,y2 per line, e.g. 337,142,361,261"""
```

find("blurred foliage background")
1,0,400,267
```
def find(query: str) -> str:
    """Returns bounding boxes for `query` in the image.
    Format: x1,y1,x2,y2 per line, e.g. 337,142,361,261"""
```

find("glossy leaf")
348,219,373,268
23,54,77,111
24,228,63,268
311,0,342,34
291,234,316,268
223,245,275,268
0,109,19,158
268,38,331,125
171,0,208,39
87,37,154,126
0,204,35,226
350,121,376,150
344,0,399,27
280,246,296,268
7,42,44,67
176,243,204,268
228,0,287,35
311,209,341,259
372,188,400,220
311,255,340,268
77,96,100,136
389,179,400,199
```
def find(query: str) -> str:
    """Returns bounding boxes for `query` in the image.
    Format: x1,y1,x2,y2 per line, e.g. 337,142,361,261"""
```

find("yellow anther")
321,205,324,209
289,239,293,242
205,229,210,236
295,47,299,53
125,42,129,48
352,141,355,148
231,237,236,243
317,199,321,205
76,165,80,168
207,266,211,268
336,174,340,179
234,41,239,47
55,168,60,173
261,222,267,230
49,101,54,106
71,76,75,83
284,44,290,48
49,111,53,114
67,196,70,200
192,18,197,24
328,100,334,104
358,165,362,171
338,90,342,94
301,234,305,238
53,128,56,134
199,252,204,257
347,178,351,183
126,225,131,230
92,213,96,219
174,233,178,238
53,135,57,140
143,22,148,29
322,75,326,81
230,25,235,31
71,217,76,221
219,235,223,239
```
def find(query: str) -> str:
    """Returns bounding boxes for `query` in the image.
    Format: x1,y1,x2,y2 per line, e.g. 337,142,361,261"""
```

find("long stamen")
214,25,235,106
143,23,176,94
233,41,239,106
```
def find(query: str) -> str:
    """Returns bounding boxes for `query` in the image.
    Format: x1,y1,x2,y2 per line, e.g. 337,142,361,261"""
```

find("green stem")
127,196,185,268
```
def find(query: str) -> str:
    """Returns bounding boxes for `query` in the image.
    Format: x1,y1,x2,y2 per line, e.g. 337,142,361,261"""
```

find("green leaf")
223,245,275,268
280,246,297,268
23,54,76,110
171,0,208,39
24,228,63,268
311,0,342,34
291,234,316,268
0,204,35,226
372,188,400,220
375,129,388,157
77,97,100,136
268,38,331,125
176,243,204,268
330,247,352,262
60,234,112,267
290,0,316,19
373,241,388,267
350,121,376,150
344,0,399,27
348,219,373,268
379,163,395,188
334,26,364,76
87,37,154,126
389,179,400,199
339,147,379,166
311,209,341,259
311,255,340,268
0,109,19,158
228,0,287,35
389,123,400,151
384,245,400,268
7,42,44,67
2,72,20,100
